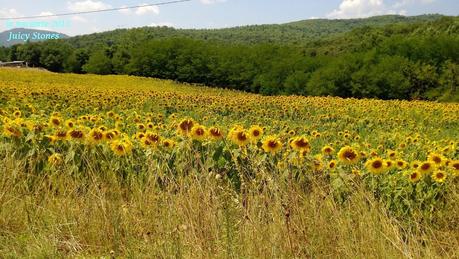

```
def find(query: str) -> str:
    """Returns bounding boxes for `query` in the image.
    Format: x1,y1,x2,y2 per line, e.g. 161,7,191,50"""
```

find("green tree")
82,50,113,75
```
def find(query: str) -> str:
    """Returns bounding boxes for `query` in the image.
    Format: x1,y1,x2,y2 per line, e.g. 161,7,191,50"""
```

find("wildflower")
322,145,335,155
190,125,207,141
262,136,282,154
88,128,104,144
337,146,360,165
427,152,446,167
365,158,386,174
418,161,434,175
290,136,311,152
431,170,447,183
110,139,133,156
178,119,194,136
248,125,263,142
407,171,422,183
162,139,176,149
208,127,224,140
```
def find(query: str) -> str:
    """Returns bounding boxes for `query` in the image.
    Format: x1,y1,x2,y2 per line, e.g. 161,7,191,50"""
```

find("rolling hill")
0,28,68,47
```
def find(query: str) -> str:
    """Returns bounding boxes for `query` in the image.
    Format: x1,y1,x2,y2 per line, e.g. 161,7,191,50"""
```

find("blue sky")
0,0,457,36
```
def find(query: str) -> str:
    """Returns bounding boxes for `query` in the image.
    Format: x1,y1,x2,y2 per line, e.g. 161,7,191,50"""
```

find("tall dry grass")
1,146,458,258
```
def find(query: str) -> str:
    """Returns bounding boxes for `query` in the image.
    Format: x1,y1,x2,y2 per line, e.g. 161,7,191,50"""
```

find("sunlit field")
1,68,458,258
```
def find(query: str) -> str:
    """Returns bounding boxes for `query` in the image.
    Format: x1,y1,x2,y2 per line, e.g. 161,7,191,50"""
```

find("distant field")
0,68,458,258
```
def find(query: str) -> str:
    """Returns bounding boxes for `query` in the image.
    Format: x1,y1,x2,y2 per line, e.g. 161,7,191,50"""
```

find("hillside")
66,14,444,48
0,28,68,47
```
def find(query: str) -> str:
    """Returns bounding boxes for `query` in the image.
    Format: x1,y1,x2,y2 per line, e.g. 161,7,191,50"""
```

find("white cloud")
135,4,160,15
327,0,387,19
0,8,21,18
327,0,425,19
71,15,88,23
67,0,111,12
393,0,435,8
200,0,227,4
118,4,160,16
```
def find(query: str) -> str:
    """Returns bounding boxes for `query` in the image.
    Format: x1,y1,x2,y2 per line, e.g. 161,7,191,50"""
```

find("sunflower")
190,125,207,141
321,145,335,155
387,150,397,159
427,152,446,167
248,125,263,142
262,136,282,154
110,139,133,156
396,160,408,170
290,137,311,152
145,131,161,145
49,116,62,127
162,139,176,149
337,146,360,165
55,129,68,141
229,128,250,146
103,130,118,141
88,128,104,144
385,160,395,170
65,119,75,128
2,123,21,138
431,170,447,183
13,110,21,118
407,171,422,183
107,111,115,118
178,119,194,136
410,161,421,169
48,153,63,166
313,155,324,171
328,160,337,171
136,123,146,131
140,137,153,148
135,132,146,140
208,127,224,140
418,161,434,175
449,160,459,175
365,158,386,174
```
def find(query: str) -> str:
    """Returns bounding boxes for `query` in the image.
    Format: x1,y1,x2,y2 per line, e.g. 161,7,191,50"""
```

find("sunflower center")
344,150,357,160
295,139,309,148
372,160,382,169
237,132,247,141
71,130,83,139
116,145,125,152
421,163,430,170
433,156,441,164
196,128,204,136
268,141,278,148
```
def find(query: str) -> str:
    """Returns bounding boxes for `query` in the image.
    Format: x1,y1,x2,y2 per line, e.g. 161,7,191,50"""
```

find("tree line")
1,16,457,101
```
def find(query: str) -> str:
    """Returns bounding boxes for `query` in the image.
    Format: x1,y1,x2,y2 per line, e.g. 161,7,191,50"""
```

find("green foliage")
82,49,113,75
4,15,459,101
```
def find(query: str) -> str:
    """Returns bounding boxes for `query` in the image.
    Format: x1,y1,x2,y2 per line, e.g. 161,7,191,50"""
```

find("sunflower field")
1,68,458,258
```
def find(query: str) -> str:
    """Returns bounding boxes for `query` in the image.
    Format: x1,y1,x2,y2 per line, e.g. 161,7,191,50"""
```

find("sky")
0,0,458,36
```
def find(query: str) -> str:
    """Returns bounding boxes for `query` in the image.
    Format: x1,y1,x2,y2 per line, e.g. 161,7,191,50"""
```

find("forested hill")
0,15,457,101
67,14,443,47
